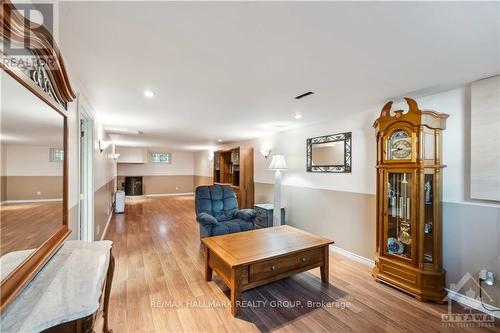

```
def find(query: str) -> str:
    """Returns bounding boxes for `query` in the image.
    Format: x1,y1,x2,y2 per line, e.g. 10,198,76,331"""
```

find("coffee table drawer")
249,247,324,283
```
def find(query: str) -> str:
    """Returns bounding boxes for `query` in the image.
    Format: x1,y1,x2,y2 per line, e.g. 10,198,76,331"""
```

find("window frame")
149,152,171,164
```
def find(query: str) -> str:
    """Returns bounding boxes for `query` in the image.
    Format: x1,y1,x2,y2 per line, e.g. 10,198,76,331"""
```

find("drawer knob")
301,257,306,262
270,265,276,271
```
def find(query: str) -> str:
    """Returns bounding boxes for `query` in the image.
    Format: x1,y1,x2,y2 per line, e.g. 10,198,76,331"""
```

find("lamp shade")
268,154,287,170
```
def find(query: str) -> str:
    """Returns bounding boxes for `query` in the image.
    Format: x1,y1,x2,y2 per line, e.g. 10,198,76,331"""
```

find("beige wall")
94,178,115,240
255,182,376,259
92,125,117,240
116,150,195,196
1,144,64,202
1,145,6,201
0,176,6,202
194,175,213,189
117,151,194,176
5,176,62,201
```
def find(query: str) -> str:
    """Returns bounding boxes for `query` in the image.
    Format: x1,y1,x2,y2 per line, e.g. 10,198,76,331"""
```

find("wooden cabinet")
372,98,448,302
213,146,254,208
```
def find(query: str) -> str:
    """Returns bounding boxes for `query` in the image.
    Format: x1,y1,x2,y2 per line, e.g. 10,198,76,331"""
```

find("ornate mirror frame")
0,0,76,313
306,132,352,173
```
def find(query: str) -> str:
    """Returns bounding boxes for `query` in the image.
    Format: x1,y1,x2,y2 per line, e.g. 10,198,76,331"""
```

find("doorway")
79,106,94,241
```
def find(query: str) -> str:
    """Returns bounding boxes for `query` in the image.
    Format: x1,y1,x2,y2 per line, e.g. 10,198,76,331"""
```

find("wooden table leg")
320,245,329,284
205,246,213,281
230,269,241,316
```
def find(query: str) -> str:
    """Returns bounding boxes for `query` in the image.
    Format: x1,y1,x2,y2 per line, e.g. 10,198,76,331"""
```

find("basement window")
149,152,171,163
50,148,64,162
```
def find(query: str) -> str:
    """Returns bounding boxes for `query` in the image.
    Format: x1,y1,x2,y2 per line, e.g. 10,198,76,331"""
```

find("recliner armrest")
235,209,257,222
196,212,219,226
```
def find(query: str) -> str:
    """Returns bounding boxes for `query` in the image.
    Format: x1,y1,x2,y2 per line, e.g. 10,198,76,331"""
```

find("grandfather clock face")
387,130,412,161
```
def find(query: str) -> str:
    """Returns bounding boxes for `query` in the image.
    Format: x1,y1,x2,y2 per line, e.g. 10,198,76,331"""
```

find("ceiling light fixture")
144,90,155,98
104,127,142,135
218,139,223,142
294,113,303,120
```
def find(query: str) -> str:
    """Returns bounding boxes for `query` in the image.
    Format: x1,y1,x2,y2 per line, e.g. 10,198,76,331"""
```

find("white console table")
0,240,114,333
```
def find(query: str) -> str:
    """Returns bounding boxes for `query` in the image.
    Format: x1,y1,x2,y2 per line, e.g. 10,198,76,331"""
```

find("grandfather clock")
372,97,449,302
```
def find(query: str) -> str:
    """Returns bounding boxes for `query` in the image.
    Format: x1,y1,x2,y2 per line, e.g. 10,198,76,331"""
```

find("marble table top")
0,249,35,280
0,240,112,333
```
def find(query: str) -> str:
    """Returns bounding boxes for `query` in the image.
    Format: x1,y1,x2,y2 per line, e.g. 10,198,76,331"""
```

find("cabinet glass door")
423,173,434,263
386,172,413,259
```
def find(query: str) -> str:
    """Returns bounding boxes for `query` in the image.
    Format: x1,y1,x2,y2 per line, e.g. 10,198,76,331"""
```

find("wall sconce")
99,140,111,152
260,148,272,158
108,153,120,161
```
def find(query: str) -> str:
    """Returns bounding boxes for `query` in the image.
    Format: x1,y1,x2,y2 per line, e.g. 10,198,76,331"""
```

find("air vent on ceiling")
295,91,314,99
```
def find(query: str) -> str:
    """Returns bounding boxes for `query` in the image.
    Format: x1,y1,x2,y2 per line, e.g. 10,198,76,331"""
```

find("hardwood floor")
105,196,498,332
0,202,62,255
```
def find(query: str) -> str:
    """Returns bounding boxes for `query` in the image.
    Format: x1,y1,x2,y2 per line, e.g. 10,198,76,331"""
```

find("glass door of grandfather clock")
384,170,417,263
423,171,435,265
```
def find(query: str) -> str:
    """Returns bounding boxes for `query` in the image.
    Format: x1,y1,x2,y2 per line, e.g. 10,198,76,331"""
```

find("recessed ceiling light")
144,90,155,98
294,113,303,120
218,139,223,142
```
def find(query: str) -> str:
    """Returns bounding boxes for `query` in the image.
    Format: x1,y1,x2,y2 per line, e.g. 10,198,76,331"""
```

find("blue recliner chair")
195,185,257,238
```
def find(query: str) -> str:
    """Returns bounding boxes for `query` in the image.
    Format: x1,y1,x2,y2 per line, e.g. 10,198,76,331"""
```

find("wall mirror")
0,1,76,312
0,66,70,312
306,132,352,173
1,70,65,270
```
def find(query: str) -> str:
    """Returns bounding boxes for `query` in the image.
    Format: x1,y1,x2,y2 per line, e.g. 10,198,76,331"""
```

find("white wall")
193,150,213,177
94,122,116,190
393,88,470,204
117,151,194,176
4,144,63,176
203,86,492,206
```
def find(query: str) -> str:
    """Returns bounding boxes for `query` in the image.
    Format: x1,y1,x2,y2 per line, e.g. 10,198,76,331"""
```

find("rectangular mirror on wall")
0,70,65,278
306,132,352,173
0,63,71,312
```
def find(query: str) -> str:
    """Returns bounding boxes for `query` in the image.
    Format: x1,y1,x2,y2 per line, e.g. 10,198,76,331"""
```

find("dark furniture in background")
254,204,285,228
124,176,143,196
195,185,257,238
213,146,254,208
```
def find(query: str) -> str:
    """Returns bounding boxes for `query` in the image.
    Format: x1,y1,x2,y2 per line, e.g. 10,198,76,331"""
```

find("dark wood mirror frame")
0,0,76,313
306,131,352,173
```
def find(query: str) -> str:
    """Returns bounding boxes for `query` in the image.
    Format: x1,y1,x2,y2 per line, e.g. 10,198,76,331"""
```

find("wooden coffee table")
202,225,334,316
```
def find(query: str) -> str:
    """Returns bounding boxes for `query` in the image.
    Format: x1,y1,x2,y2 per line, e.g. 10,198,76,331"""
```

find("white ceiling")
58,1,499,151
1,71,64,146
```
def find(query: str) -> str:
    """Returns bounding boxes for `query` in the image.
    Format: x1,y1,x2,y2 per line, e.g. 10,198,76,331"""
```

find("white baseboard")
446,288,500,319
330,244,375,267
100,211,113,241
330,245,500,319
0,198,63,205
145,192,194,197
